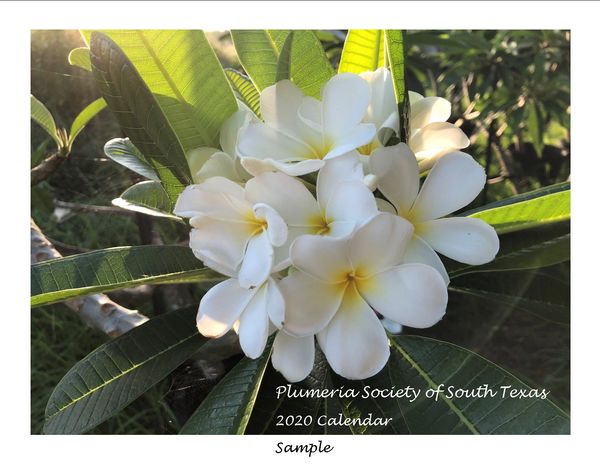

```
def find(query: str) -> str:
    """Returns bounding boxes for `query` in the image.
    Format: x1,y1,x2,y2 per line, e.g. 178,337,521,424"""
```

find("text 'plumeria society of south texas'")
174,67,500,382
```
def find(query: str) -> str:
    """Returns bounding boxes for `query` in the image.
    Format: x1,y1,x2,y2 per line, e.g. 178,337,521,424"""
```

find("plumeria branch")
31,218,148,337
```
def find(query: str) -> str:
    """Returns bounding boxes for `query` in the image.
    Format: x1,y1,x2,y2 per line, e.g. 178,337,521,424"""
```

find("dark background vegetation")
31,30,570,433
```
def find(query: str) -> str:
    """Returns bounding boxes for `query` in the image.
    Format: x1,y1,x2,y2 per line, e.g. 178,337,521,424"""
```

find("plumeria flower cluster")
174,68,499,382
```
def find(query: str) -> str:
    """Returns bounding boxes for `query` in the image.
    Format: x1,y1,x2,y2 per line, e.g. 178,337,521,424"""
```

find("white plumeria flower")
185,104,255,184
280,213,448,380
198,274,285,359
408,90,470,171
245,154,379,267
370,144,500,285
237,74,376,177
173,176,288,289
357,67,469,170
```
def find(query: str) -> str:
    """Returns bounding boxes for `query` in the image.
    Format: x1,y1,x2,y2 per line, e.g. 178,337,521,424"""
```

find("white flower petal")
194,151,241,184
316,151,364,210
369,144,420,216
317,284,389,380
253,203,288,247
403,235,450,286
245,172,320,227
188,218,252,275
238,122,316,161
174,178,247,219
289,234,351,283
265,278,285,328
260,80,322,148
325,123,376,159
411,152,486,222
381,318,403,334
360,67,398,133
325,180,378,225
272,331,315,383
322,73,371,142
240,156,324,177
349,213,414,276
409,91,424,105
220,105,257,155
410,96,451,130
186,147,219,181
298,96,323,132
326,221,357,238
409,122,470,170
357,263,448,329
418,217,500,265
238,285,270,359
376,197,397,214
197,278,256,337
238,232,273,289
279,271,345,336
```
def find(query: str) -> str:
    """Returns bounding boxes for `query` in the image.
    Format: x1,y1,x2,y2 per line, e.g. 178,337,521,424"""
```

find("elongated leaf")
469,189,570,234
231,30,334,98
225,69,261,118
331,336,569,434
448,222,570,278
31,245,222,307
89,32,192,206
384,30,409,142
339,30,385,74
44,306,207,434
450,270,569,325
245,348,350,434
461,182,570,216
31,95,60,146
68,47,91,71
84,30,238,150
68,98,107,149
103,138,159,181
180,345,272,434
113,180,181,220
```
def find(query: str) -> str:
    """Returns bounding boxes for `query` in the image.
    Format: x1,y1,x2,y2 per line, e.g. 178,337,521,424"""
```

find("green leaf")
450,270,569,325
68,47,91,71
225,69,261,118
68,98,107,149
43,306,208,434
31,95,60,147
469,189,570,235
527,100,544,157
448,222,570,278
84,30,238,151
231,30,334,98
113,180,181,220
103,138,159,181
179,345,272,434
90,32,192,206
331,336,569,434
31,245,222,307
384,30,409,142
31,138,51,168
339,30,385,74
461,182,570,216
